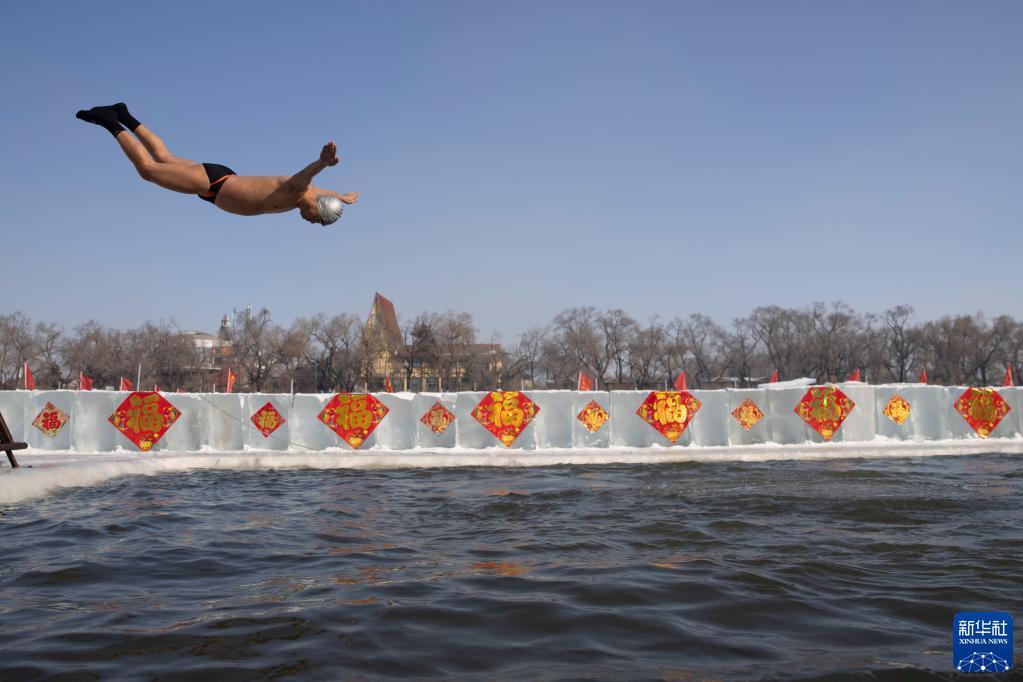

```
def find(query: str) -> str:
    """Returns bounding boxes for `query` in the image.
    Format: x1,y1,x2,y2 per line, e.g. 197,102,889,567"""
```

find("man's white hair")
317,195,344,225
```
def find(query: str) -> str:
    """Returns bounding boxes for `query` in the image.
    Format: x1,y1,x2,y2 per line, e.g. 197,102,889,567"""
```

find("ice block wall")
1,385,1020,453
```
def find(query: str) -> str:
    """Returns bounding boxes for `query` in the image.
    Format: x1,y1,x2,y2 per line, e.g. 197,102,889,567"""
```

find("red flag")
24,362,36,390
577,371,594,391
1004,364,1014,387
80,372,93,391
919,369,927,384
769,370,779,383
384,375,394,393
847,369,861,382
226,369,236,394
673,371,687,391
120,377,134,391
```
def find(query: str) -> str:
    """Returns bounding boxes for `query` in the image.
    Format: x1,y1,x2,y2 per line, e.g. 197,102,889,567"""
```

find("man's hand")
287,144,338,193
320,141,339,167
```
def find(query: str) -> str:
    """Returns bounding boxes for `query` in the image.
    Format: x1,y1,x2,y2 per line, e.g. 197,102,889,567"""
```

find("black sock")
110,102,142,131
76,106,124,138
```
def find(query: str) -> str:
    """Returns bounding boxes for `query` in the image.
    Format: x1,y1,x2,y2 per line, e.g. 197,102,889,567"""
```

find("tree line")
512,303,1022,389
1,303,1021,392
0,309,495,393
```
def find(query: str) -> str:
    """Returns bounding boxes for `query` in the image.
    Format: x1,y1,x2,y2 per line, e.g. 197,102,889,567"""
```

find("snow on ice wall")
2,385,1022,453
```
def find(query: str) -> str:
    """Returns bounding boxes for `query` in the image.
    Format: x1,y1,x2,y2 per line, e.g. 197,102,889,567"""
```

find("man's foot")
106,102,142,131
339,192,360,204
75,106,124,137
75,106,109,124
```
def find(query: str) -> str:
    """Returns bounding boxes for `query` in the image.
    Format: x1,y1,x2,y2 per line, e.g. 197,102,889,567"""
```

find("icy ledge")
2,438,1021,506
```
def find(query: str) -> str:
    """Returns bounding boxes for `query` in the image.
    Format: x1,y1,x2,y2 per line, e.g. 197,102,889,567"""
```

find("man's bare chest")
217,176,298,215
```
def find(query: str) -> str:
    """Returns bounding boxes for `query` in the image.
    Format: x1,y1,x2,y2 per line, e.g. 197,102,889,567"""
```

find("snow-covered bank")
2,439,1022,506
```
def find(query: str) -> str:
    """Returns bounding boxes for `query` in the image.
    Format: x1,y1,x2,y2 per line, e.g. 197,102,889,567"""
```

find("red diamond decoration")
108,391,181,451
954,387,1011,438
32,402,70,438
636,391,702,444
318,393,389,449
794,386,855,441
420,401,456,434
471,391,540,447
251,401,286,438
731,399,764,431
577,400,609,433
883,394,911,425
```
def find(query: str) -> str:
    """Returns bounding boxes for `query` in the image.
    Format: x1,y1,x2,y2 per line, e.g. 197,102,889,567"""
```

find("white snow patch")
2,439,1021,506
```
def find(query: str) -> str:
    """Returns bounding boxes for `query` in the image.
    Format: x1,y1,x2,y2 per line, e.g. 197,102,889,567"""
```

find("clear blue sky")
3,1,1021,342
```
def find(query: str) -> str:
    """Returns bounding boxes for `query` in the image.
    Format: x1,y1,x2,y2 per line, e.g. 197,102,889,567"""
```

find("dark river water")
1,454,1021,680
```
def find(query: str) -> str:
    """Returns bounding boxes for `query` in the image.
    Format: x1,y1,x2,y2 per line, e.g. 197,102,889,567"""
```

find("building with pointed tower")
364,292,504,392
365,292,405,385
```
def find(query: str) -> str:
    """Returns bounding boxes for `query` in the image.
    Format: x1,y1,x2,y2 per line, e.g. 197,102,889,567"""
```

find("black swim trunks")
198,163,236,204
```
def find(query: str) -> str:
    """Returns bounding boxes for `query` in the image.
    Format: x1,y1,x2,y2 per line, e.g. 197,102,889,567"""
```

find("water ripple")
1,455,1021,680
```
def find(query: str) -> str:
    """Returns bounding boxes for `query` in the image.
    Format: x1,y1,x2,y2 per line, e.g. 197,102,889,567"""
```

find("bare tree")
628,317,666,389
552,307,608,386
539,328,578,389
855,312,884,382
433,311,476,391
303,313,368,392
0,312,39,388
920,315,973,385
1007,323,1023,387
682,313,725,387
882,305,918,382
397,314,438,391
507,326,548,388
124,320,195,390
719,317,760,387
464,332,504,391
232,308,281,391
34,321,65,388
598,309,638,386
971,315,1013,386
662,318,690,387
748,305,806,379
275,321,311,391
59,321,128,388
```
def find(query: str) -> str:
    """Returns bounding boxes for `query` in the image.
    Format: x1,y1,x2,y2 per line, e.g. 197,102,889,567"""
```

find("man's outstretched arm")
286,142,339,192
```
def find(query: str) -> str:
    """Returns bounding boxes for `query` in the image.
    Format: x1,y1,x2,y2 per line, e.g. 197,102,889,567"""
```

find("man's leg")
110,103,196,166
78,106,208,194
133,124,195,165
116,132,209,194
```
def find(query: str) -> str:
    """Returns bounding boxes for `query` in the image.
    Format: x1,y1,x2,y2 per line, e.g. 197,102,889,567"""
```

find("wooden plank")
0,410,22,468
0,410,13,441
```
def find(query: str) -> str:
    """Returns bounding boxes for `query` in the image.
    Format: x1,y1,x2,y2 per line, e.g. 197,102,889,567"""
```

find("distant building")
181,315,237,390
178,298,503,393
365,293,404,384
365,292,504,391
